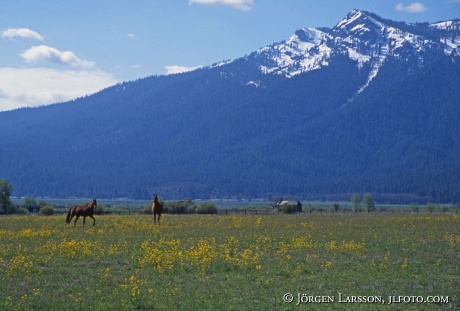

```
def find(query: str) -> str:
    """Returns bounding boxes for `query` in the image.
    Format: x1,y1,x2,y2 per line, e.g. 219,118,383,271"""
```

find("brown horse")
151,193,163,224
66,199,97,226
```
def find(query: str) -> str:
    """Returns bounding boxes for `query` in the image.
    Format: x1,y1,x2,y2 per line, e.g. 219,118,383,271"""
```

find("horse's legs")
74,215,80,226
153,214,157,224
158,213,161,225
89,215,95,226
83,216,86,227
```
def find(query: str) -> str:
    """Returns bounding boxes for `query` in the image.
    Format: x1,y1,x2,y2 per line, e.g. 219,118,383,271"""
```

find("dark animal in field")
66,199,97,226
151,193,163,225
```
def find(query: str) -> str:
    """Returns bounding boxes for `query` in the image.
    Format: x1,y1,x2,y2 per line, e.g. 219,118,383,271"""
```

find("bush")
140,205,152,214
333,203,340,213
426,204,435,213
163,199,195,214
165,201,189,214
16,207,30,215
195,202,217,214
281,204,298,214
0,202,17,215
111,208,129,215
187,205,197,214
39,205,55,216
94,206,105,215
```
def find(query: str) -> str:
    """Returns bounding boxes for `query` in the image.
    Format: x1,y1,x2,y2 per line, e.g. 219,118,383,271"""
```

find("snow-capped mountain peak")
254,27,331,77
334,9,384,36
243,10,459,103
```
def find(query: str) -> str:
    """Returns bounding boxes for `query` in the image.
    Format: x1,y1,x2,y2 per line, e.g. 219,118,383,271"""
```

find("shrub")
39,205,55,216
111,208,129,215
426,204,435,213
0,202,17,215
362,193,375,213
333,203,340,213
187,205,197,214
140,205,152,214
281,204,298,214
195,202,217,214
165,201,189,214
16,207,30,215
94,206,105,215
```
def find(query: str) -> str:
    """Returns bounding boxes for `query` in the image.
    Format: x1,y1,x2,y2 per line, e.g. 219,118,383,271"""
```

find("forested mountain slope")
1,10,459,202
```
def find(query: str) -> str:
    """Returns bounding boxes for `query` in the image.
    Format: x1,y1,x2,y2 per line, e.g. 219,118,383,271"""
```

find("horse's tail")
66,206,74,224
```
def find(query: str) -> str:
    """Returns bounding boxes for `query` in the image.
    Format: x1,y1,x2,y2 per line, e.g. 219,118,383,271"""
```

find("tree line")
2,179,459,216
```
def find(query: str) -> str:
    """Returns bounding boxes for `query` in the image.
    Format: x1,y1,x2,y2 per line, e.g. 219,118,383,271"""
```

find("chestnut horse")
66,199,98,226
151,193,163,224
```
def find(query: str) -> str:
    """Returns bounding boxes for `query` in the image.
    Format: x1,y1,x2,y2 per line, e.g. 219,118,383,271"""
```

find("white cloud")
165,65,201,75
395,2,427,13
20,45,95,69
0,67,118,111
1,27,44,41
189,0,254,11
127,33,135,38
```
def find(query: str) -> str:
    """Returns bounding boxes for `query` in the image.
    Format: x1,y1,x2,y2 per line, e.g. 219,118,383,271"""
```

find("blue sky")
0,0,459,111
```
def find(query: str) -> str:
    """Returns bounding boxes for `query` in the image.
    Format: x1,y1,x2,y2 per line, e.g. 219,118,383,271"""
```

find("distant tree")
351,194,360,213
410,204,419,214
271,197,283,212
183,198,195,213
0,179,14,214
426,203,435,214
183,198,193,207
454,204,460,214
333,203,340,213
37,200,49,208
362,194,375,213
21,196,38,212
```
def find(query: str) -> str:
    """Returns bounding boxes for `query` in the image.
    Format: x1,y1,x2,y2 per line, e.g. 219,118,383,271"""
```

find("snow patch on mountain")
246,80,261,88
256,28,331,77
429,20,460,56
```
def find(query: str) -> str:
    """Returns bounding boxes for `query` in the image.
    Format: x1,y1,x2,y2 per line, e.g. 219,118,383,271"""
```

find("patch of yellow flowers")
138,235,262,273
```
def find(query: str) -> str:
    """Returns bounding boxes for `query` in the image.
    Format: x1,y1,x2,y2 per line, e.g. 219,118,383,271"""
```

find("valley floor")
0,213,458,310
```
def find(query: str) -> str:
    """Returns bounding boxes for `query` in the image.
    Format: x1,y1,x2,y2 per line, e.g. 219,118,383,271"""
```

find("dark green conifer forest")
1,21,459,203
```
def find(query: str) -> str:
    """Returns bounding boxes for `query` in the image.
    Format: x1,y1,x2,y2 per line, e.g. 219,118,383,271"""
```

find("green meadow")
0,213,458,310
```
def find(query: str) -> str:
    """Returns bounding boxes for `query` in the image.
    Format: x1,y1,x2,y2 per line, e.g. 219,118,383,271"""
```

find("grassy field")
0,213,458,310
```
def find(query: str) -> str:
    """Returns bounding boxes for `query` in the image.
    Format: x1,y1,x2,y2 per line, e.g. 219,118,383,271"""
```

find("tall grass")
0,213,458,310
